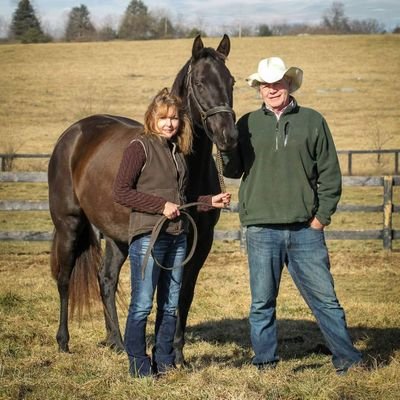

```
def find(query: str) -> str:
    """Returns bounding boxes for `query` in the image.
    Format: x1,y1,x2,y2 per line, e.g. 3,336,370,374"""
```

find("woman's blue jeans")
124,232,187,377
246,223,362,371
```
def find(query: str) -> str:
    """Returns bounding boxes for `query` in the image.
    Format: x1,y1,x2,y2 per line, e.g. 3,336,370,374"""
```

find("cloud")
1,0,399,34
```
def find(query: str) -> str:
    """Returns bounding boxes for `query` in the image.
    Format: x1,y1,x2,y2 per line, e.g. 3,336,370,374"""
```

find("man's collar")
262,97,297,117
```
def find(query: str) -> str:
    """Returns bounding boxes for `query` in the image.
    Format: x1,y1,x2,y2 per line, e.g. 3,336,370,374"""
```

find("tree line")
4,0,400,44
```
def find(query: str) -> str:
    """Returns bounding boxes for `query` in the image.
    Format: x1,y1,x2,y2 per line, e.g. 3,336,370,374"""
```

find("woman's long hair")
144,88,193,155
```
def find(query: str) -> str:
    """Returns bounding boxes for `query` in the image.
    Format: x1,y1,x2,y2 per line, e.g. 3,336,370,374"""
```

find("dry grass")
0,242,400,399
1,35,400,160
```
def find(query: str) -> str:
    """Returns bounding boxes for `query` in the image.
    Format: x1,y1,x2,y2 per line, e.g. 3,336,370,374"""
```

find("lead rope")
141,153,227,279
215,149,226,193
141,202,207,279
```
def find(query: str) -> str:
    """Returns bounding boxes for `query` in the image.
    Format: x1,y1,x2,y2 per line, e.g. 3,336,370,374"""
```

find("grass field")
1,241,400,399
1,35,400,399
1,35,400,164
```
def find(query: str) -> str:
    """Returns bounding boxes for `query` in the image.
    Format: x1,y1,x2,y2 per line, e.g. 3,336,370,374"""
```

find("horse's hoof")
175,353,188,369
98,339,125,353
58,344,70,353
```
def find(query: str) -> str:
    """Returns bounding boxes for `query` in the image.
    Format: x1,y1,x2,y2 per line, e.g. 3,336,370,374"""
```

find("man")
222,57,362,374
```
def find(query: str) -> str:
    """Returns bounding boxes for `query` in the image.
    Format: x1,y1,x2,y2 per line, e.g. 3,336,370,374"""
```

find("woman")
113,88,230,378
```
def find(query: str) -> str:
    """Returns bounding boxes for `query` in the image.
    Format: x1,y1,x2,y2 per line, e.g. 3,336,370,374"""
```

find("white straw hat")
246,57,303,93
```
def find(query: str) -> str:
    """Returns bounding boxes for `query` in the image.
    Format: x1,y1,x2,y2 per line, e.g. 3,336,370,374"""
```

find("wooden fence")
0,153,51,171
337,149,400,176
0,171,398,250
1,149,400,175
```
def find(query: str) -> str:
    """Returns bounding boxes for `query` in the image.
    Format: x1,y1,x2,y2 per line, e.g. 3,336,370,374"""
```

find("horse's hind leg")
98,238,128,352
52,216,82,353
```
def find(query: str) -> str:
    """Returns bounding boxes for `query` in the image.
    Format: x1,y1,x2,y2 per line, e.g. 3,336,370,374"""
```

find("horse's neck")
187,129,219,194
172,72,220,193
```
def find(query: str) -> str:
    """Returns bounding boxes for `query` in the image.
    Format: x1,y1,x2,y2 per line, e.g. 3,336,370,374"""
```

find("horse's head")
172,35,238,152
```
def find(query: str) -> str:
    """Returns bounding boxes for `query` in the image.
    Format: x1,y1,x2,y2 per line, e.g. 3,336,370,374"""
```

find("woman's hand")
163,201,181,220
211,192,231,208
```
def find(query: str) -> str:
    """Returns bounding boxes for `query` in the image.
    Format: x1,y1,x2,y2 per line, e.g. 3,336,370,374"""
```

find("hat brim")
246,67,303,93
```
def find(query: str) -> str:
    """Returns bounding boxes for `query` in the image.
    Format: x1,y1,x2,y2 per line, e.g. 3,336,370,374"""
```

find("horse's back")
49,114,143,241
50,114,142,163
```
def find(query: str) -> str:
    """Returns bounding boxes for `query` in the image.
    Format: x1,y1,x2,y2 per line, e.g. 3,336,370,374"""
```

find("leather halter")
185,61,235,142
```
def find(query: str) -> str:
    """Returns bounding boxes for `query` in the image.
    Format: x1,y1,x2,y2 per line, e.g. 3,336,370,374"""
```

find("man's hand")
211,193,231,208
310,216,325,230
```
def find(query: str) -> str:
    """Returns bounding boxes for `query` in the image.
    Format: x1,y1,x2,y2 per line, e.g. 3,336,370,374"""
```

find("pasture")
1,35,400,399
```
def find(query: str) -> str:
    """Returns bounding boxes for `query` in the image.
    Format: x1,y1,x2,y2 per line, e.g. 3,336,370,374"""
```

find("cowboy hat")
246,57,303,93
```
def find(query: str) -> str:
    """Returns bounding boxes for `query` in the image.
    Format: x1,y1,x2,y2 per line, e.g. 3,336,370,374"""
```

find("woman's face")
156,106,180,139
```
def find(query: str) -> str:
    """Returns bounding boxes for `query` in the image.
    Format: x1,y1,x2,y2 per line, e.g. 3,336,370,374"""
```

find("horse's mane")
171,60,191,98
171,47,227,97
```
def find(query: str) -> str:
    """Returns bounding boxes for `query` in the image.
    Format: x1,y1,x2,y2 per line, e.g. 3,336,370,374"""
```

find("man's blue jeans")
124,232,187,377
246,223,362,371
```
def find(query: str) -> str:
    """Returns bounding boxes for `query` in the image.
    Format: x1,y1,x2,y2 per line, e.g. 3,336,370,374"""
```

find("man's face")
259,77,291,112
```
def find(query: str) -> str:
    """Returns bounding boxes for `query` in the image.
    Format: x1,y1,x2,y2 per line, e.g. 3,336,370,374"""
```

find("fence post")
395,151,399,175
347,152,352,176
383,176,393,251
0,155,12,171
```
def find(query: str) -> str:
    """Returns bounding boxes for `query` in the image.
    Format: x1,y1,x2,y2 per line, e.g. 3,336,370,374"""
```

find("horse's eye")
194,81,204,92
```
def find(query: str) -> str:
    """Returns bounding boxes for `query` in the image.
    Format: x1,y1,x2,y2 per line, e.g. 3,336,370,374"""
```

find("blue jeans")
246,223,362,370
124,232,187,377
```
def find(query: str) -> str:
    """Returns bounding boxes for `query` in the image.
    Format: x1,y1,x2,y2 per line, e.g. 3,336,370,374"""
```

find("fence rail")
0,153,51,172
337,149,400,175
1,150,400,175
0,171,398,250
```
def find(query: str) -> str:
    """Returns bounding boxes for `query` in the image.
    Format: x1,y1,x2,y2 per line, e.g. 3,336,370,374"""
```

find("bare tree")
0,16,9,39
322,1,351,33
149,9,176,39
349,19,385,34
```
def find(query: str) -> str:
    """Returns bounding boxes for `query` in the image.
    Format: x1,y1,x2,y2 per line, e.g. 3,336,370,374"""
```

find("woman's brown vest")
128,135,188,244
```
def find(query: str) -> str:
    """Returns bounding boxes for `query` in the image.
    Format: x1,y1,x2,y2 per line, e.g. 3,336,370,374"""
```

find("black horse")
48,35,238,365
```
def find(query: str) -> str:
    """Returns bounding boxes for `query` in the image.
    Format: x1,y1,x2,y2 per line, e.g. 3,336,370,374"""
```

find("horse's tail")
50,222,102,321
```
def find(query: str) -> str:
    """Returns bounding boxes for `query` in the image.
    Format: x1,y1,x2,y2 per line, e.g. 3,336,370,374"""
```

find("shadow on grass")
184,318,400,368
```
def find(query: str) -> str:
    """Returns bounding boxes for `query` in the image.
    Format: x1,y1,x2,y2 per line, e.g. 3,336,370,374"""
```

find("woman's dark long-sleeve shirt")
113,140,212,214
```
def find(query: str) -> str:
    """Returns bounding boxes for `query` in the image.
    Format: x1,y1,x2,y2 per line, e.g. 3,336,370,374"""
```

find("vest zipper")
171,143,185,204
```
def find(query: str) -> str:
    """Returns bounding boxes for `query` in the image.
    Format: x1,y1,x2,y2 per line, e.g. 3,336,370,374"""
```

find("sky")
1,0,399,37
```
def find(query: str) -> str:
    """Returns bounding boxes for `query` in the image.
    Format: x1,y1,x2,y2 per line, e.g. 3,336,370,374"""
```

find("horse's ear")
192,34,204,58
216,34,230,57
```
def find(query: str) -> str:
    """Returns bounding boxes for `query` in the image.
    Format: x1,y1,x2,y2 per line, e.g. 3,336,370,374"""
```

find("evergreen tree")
257,24,273,36
10,0,50,43
65,4,96,42
118,0,154,39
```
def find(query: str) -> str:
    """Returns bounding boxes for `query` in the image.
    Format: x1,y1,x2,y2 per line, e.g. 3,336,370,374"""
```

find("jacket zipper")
275,119,290,150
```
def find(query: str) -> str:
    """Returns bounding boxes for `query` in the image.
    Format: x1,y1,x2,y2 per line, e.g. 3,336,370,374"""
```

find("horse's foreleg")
98,238,127,352
174,232,214,366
